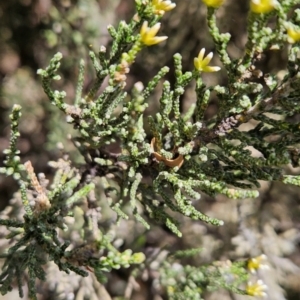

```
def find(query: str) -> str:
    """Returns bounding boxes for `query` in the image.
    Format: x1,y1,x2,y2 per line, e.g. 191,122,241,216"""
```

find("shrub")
1,0,300,299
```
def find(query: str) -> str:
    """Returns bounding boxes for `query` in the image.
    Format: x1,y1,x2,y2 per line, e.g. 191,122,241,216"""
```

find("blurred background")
0,0,300,299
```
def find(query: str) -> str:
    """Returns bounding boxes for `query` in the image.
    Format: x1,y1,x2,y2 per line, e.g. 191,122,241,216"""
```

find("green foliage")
160,256,248,300
0,105,25,181
1,0,300,299
0,108,144,299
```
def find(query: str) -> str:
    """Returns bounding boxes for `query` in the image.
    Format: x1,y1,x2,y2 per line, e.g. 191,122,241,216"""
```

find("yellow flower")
250,0,277,14
152,0,176,15
287,26,300,44
140,21,168,46
202,0,224,8
247,254,269,273
246,280,268,297
194,48,221,73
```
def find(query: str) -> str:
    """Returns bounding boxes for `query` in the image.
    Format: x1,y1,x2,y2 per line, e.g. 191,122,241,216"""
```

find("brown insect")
150,137,184,168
